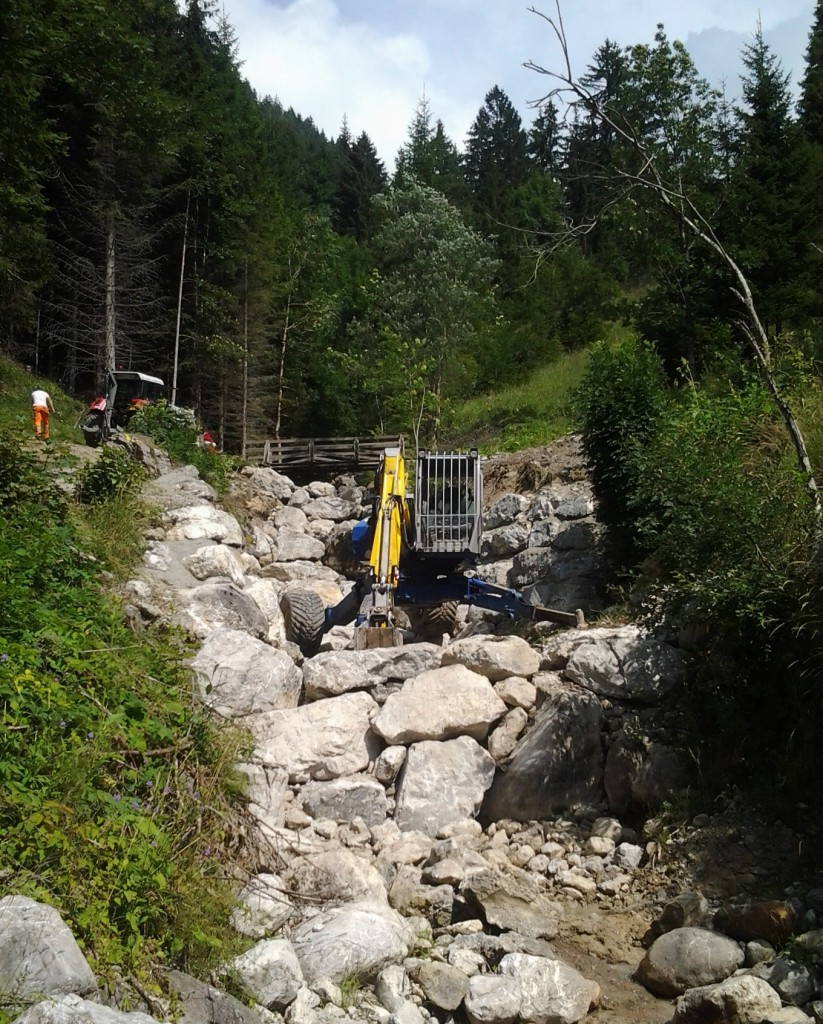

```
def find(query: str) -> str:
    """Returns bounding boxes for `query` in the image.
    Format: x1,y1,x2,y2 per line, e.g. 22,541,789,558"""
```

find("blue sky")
216,0,815,167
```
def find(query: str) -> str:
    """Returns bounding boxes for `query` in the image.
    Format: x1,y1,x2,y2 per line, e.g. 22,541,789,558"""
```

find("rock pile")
6,438,823,1024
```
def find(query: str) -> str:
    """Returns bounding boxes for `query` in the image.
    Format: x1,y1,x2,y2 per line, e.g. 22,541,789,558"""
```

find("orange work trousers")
33,405,50,439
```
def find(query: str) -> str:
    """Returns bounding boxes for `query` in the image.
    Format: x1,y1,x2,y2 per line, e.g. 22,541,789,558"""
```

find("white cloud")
225,0,432,164
216,0,816,167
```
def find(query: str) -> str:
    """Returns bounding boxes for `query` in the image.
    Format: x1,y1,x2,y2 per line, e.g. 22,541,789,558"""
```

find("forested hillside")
10,0,823,998
7,0,823,451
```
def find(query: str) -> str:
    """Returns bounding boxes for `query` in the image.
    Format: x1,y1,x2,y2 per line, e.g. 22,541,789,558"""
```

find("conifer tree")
395,98,464,203
729,26,815,336
799,1,823,144
335,132,387,241
0,0,55,352
463,86,530,225
529,101,561,172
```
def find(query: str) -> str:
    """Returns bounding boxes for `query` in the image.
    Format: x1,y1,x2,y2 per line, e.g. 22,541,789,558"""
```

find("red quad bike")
80,370,165,447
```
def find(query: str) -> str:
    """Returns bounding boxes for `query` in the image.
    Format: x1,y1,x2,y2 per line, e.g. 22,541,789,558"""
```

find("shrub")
76,445,146,504
0,430,68,517
575,336,666,565
129,401,233,493
129,400,198,461
621,373,822,795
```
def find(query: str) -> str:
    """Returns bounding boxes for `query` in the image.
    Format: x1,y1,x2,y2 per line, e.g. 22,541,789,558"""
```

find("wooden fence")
247,435,405,472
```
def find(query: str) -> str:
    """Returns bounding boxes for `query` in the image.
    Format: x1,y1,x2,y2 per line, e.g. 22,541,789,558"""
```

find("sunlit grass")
443,348,591,453
0,353,85,443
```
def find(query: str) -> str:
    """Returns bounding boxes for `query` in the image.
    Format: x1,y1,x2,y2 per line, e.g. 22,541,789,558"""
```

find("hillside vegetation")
444,347,591,452
6,1,823,455
577,338,823,801
0,359,245,983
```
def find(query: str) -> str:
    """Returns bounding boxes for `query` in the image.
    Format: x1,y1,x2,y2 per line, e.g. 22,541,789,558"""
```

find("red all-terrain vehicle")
80,370,165,447
80,370,163,446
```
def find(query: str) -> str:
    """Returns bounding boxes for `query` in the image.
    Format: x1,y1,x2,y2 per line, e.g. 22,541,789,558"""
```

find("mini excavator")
281,445,586,656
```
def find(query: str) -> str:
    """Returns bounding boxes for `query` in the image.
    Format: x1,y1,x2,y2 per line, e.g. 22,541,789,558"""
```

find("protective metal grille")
414,450,482,555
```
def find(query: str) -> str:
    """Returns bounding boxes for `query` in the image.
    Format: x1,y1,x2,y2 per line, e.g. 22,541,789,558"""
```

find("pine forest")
5,0,823,450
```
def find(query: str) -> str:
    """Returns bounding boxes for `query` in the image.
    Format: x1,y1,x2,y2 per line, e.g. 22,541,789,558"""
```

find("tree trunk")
172,190,190,407
68,288,78,392
104,205,117,376
275,291,291,440
241,258,249,457
217,376,225,449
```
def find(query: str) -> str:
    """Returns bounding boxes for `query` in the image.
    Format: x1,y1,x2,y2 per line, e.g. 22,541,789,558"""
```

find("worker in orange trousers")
31,386,56,440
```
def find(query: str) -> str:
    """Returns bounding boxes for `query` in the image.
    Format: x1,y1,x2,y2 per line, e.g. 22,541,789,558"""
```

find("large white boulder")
394,736,496,836
635,927,745,997
171,583,269,640
300,775,388,826
231,873,294,938
236,762,289,833
565,632,685,704
0,896,96,999
465,975,522,1024
288,848,388,904
191,629,301,717
229,938,304,1009
251,692,380,782
183,543,246,586
672,975,782,1023
373,665,507,743
291,900,415,985
499,953,600,1024
244,579,288,645
302,496,359,522
303,645,443,700
442,635,540,681
164,504,243,546
274,529,326,562
12,996,155,1024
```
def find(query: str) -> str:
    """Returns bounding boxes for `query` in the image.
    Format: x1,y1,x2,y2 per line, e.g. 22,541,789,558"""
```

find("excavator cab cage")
413,449,482,557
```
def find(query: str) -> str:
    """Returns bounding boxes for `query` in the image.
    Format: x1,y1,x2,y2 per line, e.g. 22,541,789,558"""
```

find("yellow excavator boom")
356,445,411,646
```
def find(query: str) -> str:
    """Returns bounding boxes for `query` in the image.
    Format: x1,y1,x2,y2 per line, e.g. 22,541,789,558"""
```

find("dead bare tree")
526,3,821,513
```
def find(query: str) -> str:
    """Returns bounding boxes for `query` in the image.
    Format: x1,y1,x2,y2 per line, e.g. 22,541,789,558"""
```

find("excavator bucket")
353,625,405,650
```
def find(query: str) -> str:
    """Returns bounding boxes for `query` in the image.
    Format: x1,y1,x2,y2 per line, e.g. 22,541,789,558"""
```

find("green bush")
0,427,245,977
129,400,198,460
0,432,68,517
574,343,823,795
631,378,812,626
575,336,667,565
76,445,146,504
129,401,233,493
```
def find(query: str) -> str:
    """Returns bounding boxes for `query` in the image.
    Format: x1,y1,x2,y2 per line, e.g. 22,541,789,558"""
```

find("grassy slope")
0,356,85,441
443,348,590,452
0,355,245,984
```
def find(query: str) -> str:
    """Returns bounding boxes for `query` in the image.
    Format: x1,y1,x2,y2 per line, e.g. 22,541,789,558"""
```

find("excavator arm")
356,446,411,646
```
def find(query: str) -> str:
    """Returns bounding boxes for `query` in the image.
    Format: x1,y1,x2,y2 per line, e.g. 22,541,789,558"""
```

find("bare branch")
523,4,820,511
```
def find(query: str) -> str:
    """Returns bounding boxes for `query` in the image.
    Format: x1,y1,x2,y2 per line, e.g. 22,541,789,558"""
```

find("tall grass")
442,348,592,452
0,354,85,442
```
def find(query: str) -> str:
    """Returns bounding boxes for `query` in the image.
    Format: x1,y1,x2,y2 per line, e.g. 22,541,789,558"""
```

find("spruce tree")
395,98,464,203
730,26,814,336
463,86,530,225
529,101,561,172
799,1,823,144
335,132,387,241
